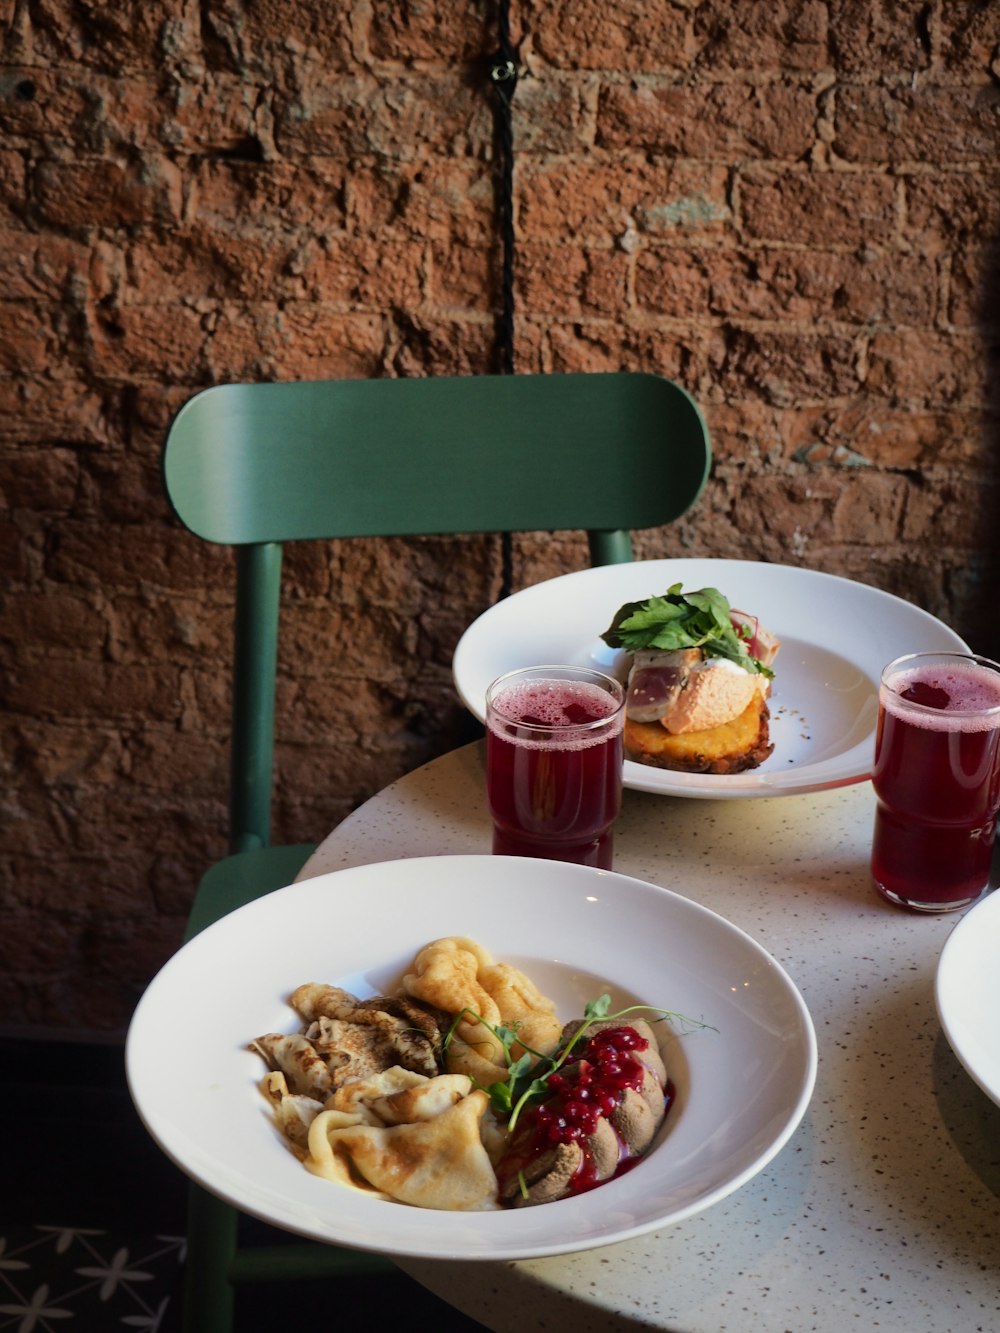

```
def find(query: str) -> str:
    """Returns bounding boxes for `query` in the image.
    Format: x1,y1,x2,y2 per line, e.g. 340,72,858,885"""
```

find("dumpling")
305,1088,500,1211
249,1033,334,1098
259,1071,325,1153
327,1067,473,1126
402,937,562,1084
289,984,446,1077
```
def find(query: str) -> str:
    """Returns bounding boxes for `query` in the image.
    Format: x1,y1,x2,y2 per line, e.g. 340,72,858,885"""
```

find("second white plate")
936,889,1000,1107
453,558,968,798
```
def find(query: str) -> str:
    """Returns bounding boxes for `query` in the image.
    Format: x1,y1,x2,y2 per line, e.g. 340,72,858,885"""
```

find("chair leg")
182,1183,237,1333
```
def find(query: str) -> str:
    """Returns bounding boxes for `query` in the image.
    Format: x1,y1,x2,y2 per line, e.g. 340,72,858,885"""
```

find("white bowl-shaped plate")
936,890,1000,1106
126,855,817,1262
453,558,968,798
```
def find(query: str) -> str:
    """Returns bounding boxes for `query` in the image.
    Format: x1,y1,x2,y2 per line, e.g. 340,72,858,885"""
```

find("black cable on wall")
487,0,519,599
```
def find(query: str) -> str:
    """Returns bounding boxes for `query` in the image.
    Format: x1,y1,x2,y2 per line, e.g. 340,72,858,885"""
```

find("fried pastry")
402,936,563,1084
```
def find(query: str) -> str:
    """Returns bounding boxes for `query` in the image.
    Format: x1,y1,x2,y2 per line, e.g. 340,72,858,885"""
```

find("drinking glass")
871,651,1000,912
485,665,625,869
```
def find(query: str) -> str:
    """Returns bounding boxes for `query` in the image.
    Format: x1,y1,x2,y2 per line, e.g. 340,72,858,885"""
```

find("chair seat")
185,844,318,941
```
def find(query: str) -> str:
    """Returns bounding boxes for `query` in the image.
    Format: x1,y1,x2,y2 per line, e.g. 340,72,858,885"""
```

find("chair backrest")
163,371,711,852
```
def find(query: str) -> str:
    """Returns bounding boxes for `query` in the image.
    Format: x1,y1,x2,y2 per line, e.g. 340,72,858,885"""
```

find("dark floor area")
0,1037,487,1331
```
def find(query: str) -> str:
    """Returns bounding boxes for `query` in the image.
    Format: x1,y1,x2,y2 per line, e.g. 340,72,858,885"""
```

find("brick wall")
2,1,998,1035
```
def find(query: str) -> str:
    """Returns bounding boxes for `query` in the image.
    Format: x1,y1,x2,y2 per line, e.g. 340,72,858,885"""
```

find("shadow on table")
932,1030,1000,1197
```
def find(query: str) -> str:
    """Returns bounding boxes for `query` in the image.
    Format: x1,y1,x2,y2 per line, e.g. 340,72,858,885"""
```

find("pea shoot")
443,994,715,1133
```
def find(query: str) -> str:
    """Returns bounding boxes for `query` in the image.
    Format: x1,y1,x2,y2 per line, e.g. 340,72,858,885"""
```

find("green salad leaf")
601,583,773,677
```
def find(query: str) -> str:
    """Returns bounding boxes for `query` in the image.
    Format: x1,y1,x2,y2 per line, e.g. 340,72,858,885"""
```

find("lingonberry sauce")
497,1026,673,1201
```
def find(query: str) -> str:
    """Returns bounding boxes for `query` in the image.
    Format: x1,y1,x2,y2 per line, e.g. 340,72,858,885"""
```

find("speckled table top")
299,742,1000,1333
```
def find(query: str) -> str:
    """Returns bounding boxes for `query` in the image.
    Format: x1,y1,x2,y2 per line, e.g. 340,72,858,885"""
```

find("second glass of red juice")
486,665,625,870
871,651,1000,912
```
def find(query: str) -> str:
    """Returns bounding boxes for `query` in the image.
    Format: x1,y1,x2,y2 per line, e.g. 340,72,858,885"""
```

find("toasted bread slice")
624,694,773,774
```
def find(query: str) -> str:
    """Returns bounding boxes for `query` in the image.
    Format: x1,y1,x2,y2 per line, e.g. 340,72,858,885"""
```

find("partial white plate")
935,890,1000,1106
126,855,817,1262
453,558,968,798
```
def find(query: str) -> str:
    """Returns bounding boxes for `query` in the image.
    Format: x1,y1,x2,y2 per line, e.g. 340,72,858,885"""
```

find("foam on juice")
488,680,623,751
882,662,1000,734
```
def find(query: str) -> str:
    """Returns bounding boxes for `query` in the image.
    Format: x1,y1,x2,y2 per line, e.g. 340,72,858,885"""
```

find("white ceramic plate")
126,855,817,1262
935,890,1000,1106
453,558,968,798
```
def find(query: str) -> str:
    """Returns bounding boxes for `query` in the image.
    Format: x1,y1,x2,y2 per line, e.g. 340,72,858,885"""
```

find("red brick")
4,657,182,722
904,171,1000,252
291,235,427,308
778,403,997,471
532,0,690,72
190,159,347,234
0,68,93,144
47,521,226,593
427,240,497,312
393,159,497,245
162,72,268,156
830,471,908,543
519,244,629,319
110,594,230,667
3,718,125,790
656,247,936,325
0,229,91,301
387,316,496,377
369,5,497,64
33,156,183,228
721,328,860,404
0,301,54,373
76,446,171,523
598,80,818,160
128,728,226,793
939,0,1000,75
835,84,1000,165
0,445,79,510
26,0,189,70
546,322,705,387
0,378,123,447
901,473,1000,546
521,159,731,243
275,75,489,160
827,0,933,74
85,302,208,381
514,76,590,155
125,227,297,303
739,169,898,247
694,398,783,464
947,247,1000,329
866,330,991,407
1,591,106,651
204,305,385,381
204,2,355,76
0,149,26,220
692,0,828,72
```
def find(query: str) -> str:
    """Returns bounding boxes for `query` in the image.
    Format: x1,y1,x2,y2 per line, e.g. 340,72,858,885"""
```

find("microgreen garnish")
601,583,773,677
443,995,716,1132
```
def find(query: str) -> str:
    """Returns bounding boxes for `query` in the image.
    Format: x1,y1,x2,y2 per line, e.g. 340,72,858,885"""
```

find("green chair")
161,370,711,1331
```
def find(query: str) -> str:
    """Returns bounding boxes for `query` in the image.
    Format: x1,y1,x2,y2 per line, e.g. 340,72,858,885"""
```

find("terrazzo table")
298,741,1000,1333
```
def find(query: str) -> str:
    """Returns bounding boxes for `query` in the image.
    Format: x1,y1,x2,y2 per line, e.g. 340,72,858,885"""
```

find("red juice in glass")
486,666,625,869
871,652,1000,912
